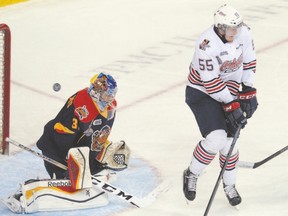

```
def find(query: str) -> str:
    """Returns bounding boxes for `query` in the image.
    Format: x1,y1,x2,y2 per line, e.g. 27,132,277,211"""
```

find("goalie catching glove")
238,85,258,119
96,140,131,171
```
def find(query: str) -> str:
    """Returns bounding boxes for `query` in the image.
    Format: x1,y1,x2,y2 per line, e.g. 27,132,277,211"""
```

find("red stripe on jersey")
205,82,226,94
227,87,238,96
188,74,202,85
243,60,256,71
204,78,222,87
226,81,240,89
188,68,202,85
226,81,240,96
191,68,201,79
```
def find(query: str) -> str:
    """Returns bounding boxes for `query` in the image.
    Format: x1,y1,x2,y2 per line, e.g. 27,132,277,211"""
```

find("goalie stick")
238,145,288,169
5,137,169,208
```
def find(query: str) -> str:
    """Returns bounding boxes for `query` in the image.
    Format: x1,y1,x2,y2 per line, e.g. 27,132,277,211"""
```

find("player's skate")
223,184,242,206
183,168,198,201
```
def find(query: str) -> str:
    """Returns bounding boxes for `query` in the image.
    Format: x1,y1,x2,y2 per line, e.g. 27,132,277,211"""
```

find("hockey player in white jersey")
184,4,258,206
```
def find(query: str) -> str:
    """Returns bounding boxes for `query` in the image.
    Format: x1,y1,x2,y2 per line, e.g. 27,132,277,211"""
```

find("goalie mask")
214,4,243,42
88,72,117,112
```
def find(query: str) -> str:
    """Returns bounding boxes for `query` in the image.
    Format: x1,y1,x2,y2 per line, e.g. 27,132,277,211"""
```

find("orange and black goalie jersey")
36,88,116,168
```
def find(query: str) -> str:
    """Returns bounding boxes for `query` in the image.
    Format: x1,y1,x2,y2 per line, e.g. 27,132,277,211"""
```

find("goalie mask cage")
0,24,11,155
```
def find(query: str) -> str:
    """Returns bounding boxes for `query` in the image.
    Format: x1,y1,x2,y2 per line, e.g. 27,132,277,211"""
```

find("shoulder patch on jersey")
74,88,100,122
199,39,210,50
75,105,89,120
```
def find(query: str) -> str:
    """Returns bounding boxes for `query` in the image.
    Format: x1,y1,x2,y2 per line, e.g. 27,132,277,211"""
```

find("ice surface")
0,0,288,215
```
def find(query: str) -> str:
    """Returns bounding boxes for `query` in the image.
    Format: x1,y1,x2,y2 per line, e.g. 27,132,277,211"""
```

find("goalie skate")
1,188,25,213
223,184,242,206
183,168,198,201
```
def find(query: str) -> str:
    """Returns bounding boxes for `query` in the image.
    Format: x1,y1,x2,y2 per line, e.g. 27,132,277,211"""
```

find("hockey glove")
96,140,131,171
238,87,258,119
223,100,247,129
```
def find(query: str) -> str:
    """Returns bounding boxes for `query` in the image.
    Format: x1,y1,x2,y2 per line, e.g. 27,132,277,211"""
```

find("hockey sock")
190,141,216,175
219,151,239,185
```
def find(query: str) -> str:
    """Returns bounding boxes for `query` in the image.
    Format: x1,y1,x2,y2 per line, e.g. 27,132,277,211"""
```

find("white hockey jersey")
187,25,256,104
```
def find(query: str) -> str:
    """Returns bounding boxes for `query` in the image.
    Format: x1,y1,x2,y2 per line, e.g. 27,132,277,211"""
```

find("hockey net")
0,24,11,155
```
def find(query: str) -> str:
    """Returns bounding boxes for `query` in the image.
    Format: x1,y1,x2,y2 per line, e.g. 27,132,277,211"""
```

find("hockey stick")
204,125,242,216
5,137,169,208
238,145,288,169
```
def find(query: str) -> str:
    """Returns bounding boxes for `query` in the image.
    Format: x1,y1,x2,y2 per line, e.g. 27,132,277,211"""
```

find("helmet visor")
100,88,116,105
224,22,243,37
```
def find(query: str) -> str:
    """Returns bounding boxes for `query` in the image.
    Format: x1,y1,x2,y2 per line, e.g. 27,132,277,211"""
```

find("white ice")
0,0,288,215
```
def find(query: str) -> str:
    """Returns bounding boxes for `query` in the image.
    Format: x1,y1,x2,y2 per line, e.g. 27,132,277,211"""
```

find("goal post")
0,23,11,155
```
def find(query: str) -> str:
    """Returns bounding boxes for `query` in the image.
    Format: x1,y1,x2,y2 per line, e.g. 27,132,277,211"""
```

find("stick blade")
137,180,171,208
237,161,255,169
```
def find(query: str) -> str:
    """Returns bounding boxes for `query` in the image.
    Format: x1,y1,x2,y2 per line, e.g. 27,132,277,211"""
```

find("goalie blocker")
3,141,130,213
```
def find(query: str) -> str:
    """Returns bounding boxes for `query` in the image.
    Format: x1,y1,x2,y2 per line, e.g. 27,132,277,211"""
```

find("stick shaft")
6,137,67,170
254,145,288,168
204,125,242,216
238,145,288,169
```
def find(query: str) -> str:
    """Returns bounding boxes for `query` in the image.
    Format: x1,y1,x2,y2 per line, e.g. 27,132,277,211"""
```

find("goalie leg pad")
68,146,92,189
3,178,108,213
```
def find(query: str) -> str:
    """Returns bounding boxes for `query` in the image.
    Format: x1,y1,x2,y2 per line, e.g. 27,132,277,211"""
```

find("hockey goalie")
3,73,131,213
